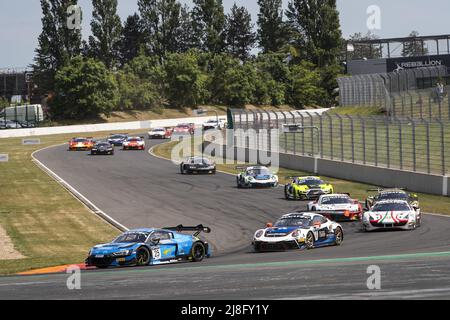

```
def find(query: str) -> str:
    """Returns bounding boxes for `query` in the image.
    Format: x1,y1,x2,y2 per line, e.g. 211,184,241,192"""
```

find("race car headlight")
248,177,255,181
255,230,264,238
292,230,300,238
112,250,132,256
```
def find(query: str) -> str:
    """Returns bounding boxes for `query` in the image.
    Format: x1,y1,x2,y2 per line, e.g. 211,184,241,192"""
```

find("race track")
1,139,450,299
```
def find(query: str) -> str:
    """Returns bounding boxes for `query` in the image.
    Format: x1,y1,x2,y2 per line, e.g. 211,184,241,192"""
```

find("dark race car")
180,156,216,174
365,188,419,211
107,134,128,146
91,141,114,155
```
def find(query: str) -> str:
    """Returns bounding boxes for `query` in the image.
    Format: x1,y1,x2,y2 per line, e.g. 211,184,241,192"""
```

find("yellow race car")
284,176,334,200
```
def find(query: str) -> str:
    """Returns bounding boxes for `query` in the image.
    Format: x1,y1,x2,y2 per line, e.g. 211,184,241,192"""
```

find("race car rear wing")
367,188,406,192
236,165,260,170
164,224,211,237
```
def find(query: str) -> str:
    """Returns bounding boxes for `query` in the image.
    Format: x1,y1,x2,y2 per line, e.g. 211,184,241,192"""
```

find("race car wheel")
237,177,242,188
136,247,151,266
191,242,206,262
180,164,186,174
284,185,290,199
305,232,315,250
334,227,343,246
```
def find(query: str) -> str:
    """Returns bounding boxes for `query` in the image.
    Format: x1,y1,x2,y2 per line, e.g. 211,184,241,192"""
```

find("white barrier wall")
0,108,329,139
0,116,215,138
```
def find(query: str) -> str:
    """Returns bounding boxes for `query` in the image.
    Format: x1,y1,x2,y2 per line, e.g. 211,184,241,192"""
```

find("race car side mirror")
266,223,273,228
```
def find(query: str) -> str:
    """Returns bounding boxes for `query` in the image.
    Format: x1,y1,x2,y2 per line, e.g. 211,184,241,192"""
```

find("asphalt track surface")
1,139,450,299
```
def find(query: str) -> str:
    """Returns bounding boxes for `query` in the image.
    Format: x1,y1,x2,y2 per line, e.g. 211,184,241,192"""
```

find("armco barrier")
203,142,450,197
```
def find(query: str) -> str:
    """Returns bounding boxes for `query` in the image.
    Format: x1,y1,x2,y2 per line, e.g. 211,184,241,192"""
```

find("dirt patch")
0,225,25,260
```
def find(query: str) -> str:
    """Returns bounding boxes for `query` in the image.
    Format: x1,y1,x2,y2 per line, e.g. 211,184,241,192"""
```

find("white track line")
31,144,129,232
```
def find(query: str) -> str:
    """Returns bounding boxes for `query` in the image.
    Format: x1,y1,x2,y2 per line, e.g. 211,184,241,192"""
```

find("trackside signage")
387,54,450,73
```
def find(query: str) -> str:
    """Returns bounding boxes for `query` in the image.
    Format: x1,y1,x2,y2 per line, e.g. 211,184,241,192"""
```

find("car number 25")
151,247,161,260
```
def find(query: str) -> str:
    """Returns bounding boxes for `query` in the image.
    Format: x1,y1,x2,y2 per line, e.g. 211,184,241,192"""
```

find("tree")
51,57,118,120
192,0,226,53
33,0,82,93
286,0,343,104
257,0,288,53
138,0,182,60
402,31,428,57
286,0,343,67
253,53,291,105
288,61,326,108
88,0,123,69
119,13,146,66
208,54,255,107
177,5,197,52
346,32,382,60
225,4,256,61
164,51,209,107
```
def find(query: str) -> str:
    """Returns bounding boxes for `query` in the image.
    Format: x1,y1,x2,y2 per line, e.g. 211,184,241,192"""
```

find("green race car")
284,176,334,200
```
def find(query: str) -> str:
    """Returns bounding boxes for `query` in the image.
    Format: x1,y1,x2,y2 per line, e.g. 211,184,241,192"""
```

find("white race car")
202,118,226,131
307,194,363,221
252,212,344,251
148,128,171,139
236,166,278,188
123,136,146,150
362,200,421,232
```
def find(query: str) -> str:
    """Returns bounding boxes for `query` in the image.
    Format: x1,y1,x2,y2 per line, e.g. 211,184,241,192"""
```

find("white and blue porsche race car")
236,166,278,188
86,225,211,268
252,212,344,252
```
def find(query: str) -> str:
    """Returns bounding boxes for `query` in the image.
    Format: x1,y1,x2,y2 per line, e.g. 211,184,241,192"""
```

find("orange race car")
68,137,95,151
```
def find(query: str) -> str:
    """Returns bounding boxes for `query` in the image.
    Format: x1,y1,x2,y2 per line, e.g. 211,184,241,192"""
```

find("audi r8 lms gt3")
252,212,344,252
86,225,212,268
91,141,114,155
307,194,363,221
122,136,146,150
107,134,128,146
68,137,95,151
236,166,278,188
362,200,421,232
365,188,419,211
148,127,172,139
173,123,195,135
180,156,216,174
284,176,334,200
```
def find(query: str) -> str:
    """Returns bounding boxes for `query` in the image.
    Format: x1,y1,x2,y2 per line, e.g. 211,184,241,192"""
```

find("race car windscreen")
113,232,149,243
378,192,408,201
274,217,311,228
248,168,270,176
298,178,324,187
110,135,125,139
322,197,351,204
192,158,213,165
73,138,88,142
128,138,141,142
95,143,110,147
372,202,411,212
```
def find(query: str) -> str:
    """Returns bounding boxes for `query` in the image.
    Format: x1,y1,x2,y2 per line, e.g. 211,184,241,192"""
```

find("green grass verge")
0,130,147,274
152,141,450,216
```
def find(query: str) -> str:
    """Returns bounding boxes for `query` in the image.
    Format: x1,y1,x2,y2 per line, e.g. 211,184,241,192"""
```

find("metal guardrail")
230,109,450,176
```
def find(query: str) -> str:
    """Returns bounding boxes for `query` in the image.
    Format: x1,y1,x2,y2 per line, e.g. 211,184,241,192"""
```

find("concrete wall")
204,142,449,197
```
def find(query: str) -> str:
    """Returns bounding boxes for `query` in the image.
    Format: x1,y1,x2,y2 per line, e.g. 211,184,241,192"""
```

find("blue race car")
86,225,211,268
107,133,128,146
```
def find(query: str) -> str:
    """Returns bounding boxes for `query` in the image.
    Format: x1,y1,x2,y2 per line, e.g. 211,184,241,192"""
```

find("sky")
1,0,450,68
